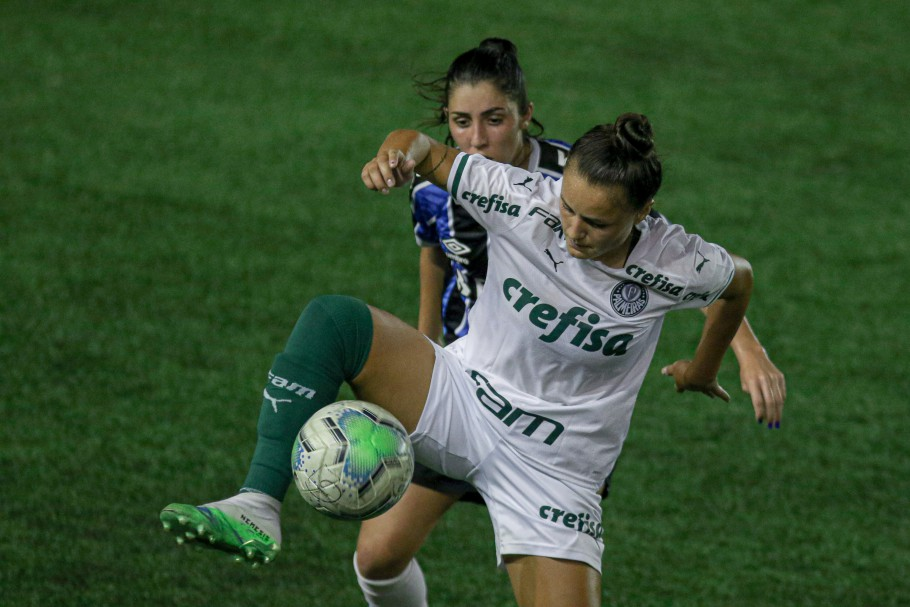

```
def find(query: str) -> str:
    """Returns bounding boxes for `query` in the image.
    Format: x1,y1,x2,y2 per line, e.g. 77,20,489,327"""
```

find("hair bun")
478,37,519,59
614,113,654,157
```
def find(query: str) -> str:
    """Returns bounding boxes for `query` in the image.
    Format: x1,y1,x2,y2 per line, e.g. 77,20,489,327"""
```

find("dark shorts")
411,463,613,505
411,462,486,504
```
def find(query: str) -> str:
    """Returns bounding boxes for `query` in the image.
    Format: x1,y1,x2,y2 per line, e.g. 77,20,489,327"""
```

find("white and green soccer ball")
292,400,414,520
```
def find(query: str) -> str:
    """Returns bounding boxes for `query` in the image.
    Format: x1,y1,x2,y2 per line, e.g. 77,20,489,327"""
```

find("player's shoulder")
638,215,731,277
411,177,450,207
534,137,571,179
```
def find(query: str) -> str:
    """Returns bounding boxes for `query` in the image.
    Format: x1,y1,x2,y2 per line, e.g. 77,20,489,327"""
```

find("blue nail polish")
767,422,773,429
775,421,780,429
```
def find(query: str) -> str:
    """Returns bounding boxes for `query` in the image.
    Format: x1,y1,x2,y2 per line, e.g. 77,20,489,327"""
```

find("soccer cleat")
160,503,280,565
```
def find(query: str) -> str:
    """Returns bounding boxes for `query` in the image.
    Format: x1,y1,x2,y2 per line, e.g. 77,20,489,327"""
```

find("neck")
596,228,641,269
512,138,531,169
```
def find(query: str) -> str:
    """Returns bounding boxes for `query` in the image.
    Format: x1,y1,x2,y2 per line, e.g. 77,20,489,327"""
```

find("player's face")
446,81,533,167
559,168,652,268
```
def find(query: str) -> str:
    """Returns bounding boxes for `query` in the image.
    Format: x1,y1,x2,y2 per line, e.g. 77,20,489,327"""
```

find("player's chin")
566,243,592,259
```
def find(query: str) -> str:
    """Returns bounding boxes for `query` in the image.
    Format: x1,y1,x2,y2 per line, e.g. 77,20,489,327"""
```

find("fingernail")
757,418,763,424
775,421,780,429
387,178,394,186
767,422,773,429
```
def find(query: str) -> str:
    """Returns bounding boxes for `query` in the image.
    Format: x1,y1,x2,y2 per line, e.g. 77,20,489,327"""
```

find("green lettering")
529,303,558,329
603,334,633,356
512,286,540,312
502,277,521,300
583,328,609,352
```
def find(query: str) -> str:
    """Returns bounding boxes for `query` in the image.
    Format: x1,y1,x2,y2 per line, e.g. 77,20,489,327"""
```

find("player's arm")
362,130,457,194
704,308,786,426
661,255,763,410
417,246,447,342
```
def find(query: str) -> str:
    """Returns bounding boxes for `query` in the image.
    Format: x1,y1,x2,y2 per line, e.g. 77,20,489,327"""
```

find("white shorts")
411,341,605,572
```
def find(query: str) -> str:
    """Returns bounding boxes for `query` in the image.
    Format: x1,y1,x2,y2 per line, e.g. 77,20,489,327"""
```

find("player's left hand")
661,359,730,401
736,348,786,428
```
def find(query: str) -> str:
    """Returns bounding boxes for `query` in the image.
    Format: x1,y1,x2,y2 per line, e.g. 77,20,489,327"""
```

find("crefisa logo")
610,280,648,317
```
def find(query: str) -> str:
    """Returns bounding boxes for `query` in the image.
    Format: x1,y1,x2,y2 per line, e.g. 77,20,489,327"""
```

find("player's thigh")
355,484,462,579
350,306,436,433
504,555,601,607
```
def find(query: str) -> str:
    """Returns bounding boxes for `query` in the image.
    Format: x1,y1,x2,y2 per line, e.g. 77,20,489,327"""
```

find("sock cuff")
353,553,418,587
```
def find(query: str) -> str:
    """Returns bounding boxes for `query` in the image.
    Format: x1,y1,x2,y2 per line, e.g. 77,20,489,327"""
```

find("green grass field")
2,2,908,605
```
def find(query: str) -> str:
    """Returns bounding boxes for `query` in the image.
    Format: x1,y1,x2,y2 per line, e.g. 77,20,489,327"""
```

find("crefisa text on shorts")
538,504,604,539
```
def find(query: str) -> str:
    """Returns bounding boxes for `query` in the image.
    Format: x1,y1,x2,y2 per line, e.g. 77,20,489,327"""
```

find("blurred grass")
2,1,908,605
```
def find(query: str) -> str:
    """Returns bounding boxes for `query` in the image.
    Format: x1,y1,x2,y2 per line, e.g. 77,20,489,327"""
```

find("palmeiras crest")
610,280,649,317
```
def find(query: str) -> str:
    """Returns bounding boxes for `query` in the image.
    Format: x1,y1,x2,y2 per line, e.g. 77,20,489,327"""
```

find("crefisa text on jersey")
502,277,634,356
461,190,521,216
625,264,717,302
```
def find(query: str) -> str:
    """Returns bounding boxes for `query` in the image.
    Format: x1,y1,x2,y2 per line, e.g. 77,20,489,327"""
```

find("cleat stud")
162,521,171,531
196,524,205,535
177,515,188,525
185,532,196,540
175,537,185,545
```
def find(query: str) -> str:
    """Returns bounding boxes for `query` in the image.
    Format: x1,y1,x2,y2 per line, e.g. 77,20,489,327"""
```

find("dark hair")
566,113,662,211
414,38,544,141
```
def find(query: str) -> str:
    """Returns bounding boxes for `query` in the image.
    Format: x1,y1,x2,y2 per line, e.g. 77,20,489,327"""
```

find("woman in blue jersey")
354,38,574,606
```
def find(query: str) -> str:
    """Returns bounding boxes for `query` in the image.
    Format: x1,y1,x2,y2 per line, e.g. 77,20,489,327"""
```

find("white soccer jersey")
444,152,735,487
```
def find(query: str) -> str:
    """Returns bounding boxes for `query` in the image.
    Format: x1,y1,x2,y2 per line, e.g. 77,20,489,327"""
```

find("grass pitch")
2,2,908,605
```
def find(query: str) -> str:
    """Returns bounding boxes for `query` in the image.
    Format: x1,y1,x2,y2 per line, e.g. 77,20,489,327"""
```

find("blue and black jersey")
410,137,571,344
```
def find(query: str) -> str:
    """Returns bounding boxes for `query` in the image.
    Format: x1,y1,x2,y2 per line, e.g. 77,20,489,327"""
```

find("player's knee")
354,537,414,580
285,295,373,381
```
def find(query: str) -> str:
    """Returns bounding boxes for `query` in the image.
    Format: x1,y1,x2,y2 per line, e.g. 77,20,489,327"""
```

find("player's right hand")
362,149,415,194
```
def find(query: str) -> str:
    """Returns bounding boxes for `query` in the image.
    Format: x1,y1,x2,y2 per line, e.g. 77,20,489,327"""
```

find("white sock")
353,553,428,607
205,492,283,545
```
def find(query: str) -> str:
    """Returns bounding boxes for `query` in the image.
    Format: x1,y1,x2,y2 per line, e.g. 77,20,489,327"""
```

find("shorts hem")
498,543,603,574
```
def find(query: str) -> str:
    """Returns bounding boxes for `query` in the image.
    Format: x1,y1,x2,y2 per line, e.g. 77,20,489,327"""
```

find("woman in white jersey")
355,39,786,607
354,113,764,605
161,113,780,605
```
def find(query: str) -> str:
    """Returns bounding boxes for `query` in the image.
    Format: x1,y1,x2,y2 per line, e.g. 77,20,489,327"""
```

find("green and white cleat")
160,503,280,565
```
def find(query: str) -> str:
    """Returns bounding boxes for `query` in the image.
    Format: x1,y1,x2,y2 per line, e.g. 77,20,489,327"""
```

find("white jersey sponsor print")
446,153,735,486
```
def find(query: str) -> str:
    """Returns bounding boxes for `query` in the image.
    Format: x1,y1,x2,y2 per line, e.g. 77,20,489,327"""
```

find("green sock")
241,295,373,500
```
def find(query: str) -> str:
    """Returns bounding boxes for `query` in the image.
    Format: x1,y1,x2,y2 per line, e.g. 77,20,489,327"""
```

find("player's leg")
347,305,435,431
504,555,601,607
160,296,435,564
353,484,462,607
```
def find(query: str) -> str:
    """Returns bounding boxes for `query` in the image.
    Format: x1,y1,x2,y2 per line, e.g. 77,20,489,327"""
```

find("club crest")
610,281,648,317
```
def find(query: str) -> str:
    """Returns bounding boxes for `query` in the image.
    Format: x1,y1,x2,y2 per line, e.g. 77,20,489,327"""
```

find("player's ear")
637,199,655,222
520,102,534,131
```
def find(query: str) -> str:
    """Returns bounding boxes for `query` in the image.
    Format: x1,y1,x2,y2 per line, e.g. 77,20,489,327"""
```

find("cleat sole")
159,503,280,565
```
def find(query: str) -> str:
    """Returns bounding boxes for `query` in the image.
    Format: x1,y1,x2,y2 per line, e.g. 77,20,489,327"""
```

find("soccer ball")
291,400,414,520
